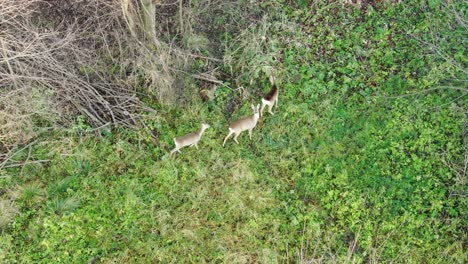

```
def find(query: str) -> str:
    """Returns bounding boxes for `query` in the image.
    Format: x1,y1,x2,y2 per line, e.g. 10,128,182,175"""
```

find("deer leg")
260,103,266,117
249,129,252,140
194,143,199,149
268,104,274,115
233,132,240,144
223,130,234,146
170,148,178,156
170,143,180,155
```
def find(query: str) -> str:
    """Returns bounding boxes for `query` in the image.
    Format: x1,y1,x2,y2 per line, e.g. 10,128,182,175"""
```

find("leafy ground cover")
0,1,466,263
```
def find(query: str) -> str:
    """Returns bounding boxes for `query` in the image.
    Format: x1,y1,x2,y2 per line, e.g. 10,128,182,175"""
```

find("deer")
260,84,279,116
170,123,210,155
223,104,260,147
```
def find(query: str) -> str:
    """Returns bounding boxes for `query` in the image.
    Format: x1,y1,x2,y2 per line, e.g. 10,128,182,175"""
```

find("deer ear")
251,104,255,110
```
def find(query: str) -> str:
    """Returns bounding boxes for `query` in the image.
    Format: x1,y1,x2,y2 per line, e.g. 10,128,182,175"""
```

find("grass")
0,1,466,263
0,91,464,263
0,199,18,228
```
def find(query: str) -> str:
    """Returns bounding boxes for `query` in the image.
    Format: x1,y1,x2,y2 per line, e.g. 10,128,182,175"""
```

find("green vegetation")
0,1,466,263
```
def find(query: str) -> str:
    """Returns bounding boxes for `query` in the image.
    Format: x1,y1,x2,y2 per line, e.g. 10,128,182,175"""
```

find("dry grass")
120,0,178,102
0,88,57,150
223,15,293,89
0,198,18,228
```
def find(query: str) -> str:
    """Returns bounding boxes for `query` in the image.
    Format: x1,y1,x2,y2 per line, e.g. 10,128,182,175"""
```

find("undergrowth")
0,1,466,263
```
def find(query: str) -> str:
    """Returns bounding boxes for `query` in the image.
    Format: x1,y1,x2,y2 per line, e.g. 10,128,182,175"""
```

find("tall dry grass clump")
119,0,178,102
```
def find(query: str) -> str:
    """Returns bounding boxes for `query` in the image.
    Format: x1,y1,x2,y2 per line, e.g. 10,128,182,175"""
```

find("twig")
192,73,240,92
192,73,224,85
183,52,222,61
410,34,468,75
2,159,51,169
0,140,37,170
